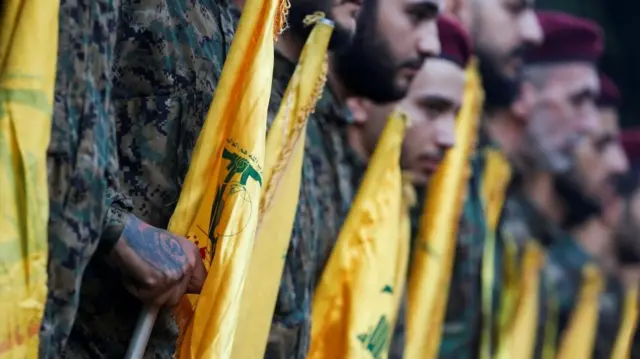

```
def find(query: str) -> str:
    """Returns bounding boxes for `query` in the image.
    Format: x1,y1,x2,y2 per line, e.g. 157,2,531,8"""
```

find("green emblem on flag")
357,315,390,359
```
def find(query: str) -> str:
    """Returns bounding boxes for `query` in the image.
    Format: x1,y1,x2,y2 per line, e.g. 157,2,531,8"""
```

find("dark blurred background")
537,0,639,129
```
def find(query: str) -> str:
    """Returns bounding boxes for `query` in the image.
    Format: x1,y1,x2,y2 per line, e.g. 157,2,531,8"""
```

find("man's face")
521,63,600,173
469,0,542,108
471,0,542,79
574,108,629,217
334,0,442,103
350,58,463,184
287,0,363,50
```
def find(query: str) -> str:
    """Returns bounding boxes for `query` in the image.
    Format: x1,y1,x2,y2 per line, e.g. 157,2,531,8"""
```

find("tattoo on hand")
122,215,188,275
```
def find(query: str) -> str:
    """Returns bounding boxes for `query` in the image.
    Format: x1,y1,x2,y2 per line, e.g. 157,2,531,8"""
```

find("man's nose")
520,10,544,47
417,20,441,58
607,145,630,175
436,114,456,150
578,106,600,136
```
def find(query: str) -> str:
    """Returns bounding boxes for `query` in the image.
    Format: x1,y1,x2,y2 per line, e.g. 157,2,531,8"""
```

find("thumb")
187,256,207,294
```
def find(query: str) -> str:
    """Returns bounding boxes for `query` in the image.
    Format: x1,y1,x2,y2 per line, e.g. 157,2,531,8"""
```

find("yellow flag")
611,285,638,359
479,146,512,359
405,61,483,359
0,1,59,357
231,18,334,359
496,242,545,359
309,110,410,359
166,0,289,356
556,264,604,359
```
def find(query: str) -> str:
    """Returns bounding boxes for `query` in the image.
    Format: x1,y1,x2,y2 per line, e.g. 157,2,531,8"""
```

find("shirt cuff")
98,189,134,255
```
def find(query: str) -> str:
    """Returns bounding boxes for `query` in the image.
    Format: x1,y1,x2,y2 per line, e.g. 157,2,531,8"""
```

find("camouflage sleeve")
98,185,134,254
97,85,134,255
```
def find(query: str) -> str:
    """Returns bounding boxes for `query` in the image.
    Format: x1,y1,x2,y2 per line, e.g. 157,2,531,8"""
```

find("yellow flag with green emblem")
161,0,290,356
0,1,59,357
308,110,411,359
405,61,483,359
231,17,334,359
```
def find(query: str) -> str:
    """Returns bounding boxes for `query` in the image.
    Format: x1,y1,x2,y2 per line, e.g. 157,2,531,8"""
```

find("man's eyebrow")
405,0,441,15
417,94,456,108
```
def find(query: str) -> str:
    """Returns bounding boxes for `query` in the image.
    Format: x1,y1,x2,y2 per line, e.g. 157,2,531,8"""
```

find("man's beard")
332,0,414,103
287,0,354,51
477,49,523,111
555,168,603,229
614,173,640,264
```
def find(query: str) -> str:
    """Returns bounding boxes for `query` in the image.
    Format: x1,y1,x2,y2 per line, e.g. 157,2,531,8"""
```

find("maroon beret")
621,128,640,164
596,73,620,108
437,16,472,68
526,11,604,65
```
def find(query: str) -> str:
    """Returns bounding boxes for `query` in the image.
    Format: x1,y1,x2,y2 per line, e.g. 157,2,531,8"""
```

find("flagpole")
125,305,160,359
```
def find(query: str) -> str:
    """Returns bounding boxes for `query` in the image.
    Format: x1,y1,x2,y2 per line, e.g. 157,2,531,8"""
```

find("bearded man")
265,0,443,357
344,16,471,358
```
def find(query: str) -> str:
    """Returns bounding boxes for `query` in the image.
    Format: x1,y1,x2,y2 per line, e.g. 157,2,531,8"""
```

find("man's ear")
346,97,372,126
511,82,536,122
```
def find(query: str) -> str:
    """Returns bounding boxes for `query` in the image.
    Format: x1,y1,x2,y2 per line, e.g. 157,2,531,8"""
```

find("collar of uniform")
510,191,564,247
553,231,596,271
274,49,298,82
315,81,355,125
477,118,501,152
230,5,241,21
347,146,368,188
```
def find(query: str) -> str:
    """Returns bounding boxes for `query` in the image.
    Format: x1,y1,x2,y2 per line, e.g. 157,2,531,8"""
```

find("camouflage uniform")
265,52,357,359
438,142,499,359
545,234,624,358
500,191,563,359
63,1,237,357
39,0,133,357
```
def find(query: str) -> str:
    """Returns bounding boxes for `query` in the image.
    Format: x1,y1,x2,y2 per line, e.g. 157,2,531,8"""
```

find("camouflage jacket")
265,54,357,359
63,1,237,358
544,233,624,359
500,191,564,359
39,0,133,357
438,143,497,359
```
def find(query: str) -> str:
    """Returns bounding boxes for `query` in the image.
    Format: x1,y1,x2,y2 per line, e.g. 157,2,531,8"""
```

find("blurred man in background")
344,15,471,356
263,0,361,355
435,1,543,357
561,73,628,358
267,0,442,357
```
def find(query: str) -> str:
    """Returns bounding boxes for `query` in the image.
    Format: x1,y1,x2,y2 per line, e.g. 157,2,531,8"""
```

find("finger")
153,285,182,307
123,278,166,303
166,271,192,306
187,255,207,294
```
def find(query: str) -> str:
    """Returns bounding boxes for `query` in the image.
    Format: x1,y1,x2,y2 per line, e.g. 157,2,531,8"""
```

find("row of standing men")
38,0,638,358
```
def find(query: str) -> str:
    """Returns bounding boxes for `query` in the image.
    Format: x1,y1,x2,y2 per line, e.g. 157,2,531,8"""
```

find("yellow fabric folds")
479,147,512,359
556,264,603,359
309,110,410,359
0,1,59,357
496,242,544,359
405,61,484,359
611,285,638,359
166,0,288,356
231,19,334,359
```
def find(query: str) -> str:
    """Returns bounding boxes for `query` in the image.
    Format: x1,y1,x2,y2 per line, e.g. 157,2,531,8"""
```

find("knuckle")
142,274,159,289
